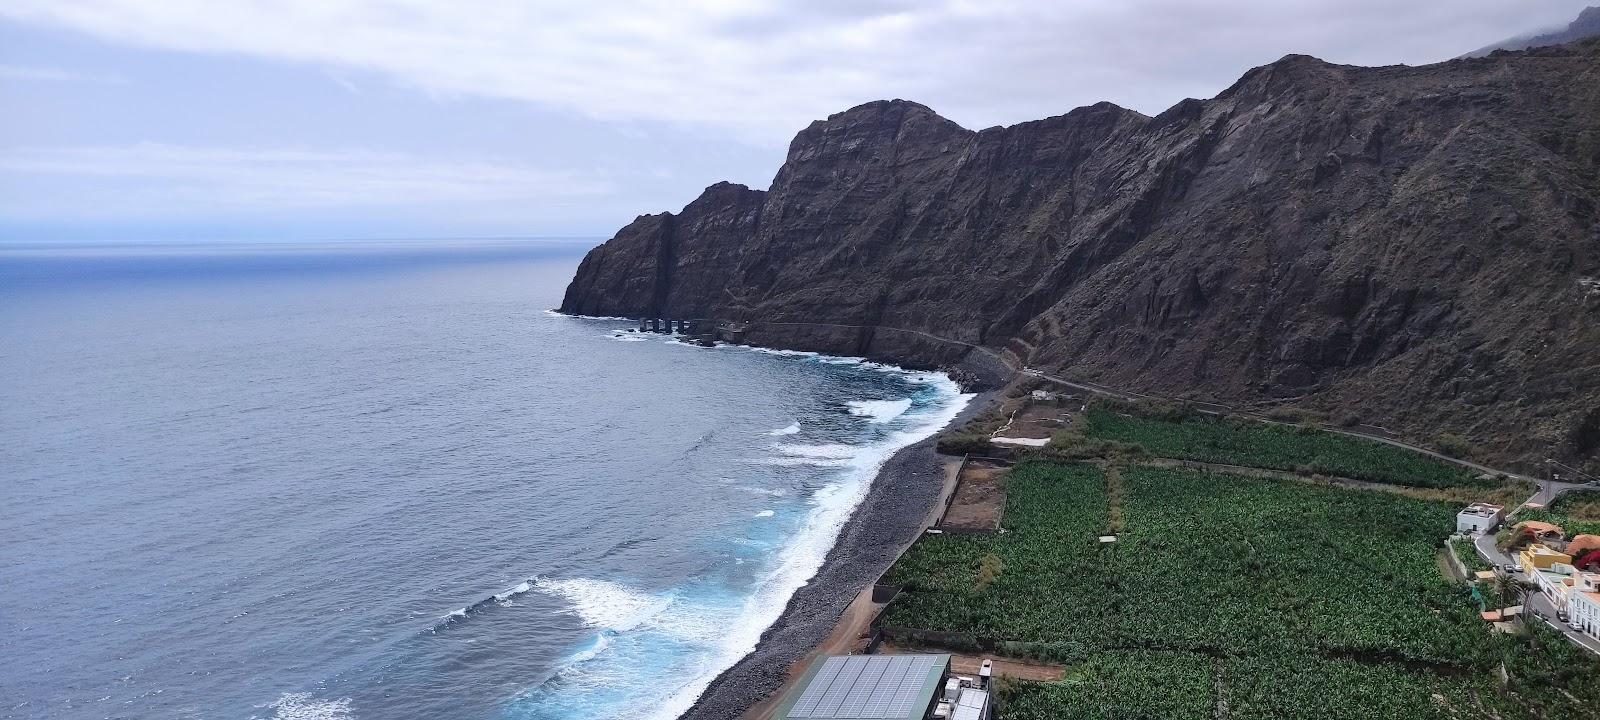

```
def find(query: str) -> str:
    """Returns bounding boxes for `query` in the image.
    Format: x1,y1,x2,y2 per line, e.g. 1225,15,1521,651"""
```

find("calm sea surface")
0,240,969,720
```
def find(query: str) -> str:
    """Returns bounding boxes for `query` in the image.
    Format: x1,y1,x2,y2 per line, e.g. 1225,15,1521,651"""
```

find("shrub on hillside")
1093,397,1197,422
1432,432,1478,460
938,433,995,456
1044,430,1146,460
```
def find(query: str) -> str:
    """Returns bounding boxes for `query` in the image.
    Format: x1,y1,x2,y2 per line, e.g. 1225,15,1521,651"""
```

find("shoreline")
679,388,1001,720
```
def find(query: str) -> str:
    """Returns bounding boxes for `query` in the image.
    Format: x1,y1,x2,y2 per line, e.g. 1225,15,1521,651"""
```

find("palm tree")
1492,573,1521,609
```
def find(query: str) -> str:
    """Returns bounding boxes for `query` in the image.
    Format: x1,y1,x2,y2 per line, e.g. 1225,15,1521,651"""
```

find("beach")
680,389,1000,720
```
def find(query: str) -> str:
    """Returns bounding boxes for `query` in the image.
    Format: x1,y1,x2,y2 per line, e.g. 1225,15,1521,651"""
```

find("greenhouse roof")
773,654,950,720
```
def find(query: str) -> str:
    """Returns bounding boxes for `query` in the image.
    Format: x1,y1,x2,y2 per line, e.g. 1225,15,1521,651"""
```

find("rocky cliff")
561,40,1600,470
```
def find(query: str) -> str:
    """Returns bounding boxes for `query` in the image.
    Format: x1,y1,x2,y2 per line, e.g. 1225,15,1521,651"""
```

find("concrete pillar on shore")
640,318,649,332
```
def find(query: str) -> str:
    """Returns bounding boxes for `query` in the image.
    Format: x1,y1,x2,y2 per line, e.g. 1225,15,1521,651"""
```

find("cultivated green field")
1000,650,1500,720
884,464,1481,659
1081,408,1480,488
880,462,1109,645
880,461,1600,719
997,650,1214,720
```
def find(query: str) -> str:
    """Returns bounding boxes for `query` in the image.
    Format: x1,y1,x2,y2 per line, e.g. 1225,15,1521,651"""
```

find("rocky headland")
562,40,1600,471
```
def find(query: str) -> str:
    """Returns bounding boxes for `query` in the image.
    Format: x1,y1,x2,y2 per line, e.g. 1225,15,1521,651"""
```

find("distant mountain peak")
1461,5,1600,58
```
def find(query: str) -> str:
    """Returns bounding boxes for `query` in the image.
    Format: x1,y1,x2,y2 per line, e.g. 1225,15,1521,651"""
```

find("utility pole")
1546,458,1598,485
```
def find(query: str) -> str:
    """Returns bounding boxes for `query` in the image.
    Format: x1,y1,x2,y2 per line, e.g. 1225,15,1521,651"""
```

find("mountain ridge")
1462,5,1600,58
561,39,1600,471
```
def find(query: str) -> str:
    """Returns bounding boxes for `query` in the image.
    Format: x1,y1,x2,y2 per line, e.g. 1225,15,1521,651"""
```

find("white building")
1572,588,1600,640
1456,502,1505,535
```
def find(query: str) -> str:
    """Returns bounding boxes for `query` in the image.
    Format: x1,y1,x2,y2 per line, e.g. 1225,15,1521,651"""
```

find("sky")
0,1,1591,243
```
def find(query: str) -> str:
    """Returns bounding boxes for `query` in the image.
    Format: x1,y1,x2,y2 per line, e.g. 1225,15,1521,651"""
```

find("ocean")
0,240,971,720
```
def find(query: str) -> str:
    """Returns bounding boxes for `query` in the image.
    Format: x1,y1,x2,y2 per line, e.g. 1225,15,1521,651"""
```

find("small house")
1455,503,1505,534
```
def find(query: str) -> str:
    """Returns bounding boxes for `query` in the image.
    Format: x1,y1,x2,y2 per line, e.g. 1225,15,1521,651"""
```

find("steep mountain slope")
1462,6,1600,58
561,40,1600,469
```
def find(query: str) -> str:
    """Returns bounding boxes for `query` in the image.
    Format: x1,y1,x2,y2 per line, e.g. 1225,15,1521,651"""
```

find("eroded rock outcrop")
562,40,1600,469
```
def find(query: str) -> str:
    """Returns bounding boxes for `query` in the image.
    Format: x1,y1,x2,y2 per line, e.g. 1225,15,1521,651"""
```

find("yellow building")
1520,543,1572,572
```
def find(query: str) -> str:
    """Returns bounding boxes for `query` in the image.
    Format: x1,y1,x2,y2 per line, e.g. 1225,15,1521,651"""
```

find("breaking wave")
535,577,673,633
255,693,353,720
748,347,819,358
565,629,616,666
505,350,972,720
754,457,852,467
846,398,913,423
547,309,631,321
434,578,541,630
772,443,860,459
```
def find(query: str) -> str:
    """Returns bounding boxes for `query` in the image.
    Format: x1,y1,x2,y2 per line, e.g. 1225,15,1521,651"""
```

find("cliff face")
561,40,1600,469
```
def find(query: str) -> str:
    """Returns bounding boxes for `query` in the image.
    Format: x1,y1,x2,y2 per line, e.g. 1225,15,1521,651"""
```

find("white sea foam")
846,398,912,423
256,693,353,720
735,486,788,497
754,457,852,467
815,356,865,365
548,309,632,321
509,358,974,720
535,577,672,632
436,577,540,625
637,378,974,720
494,579,536,603
754,510,775,518
773,443,859,459
767,423,801,436
565,630,616,666
748,347,820,358
608,332,648,342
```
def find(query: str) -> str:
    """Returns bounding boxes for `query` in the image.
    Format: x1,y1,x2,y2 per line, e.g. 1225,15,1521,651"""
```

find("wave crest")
258,693,352,720
535,577,672,632
846,399,912,423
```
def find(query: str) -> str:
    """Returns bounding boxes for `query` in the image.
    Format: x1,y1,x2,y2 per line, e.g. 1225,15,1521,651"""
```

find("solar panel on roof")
785,655,946,719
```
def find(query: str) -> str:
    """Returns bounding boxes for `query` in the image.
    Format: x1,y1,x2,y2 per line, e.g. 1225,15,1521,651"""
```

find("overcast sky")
0,1,1591,242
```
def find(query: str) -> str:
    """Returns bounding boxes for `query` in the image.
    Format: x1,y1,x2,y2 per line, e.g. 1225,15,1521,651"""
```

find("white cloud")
0,63,125,84
0,143,612,218
0,1,1587,144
